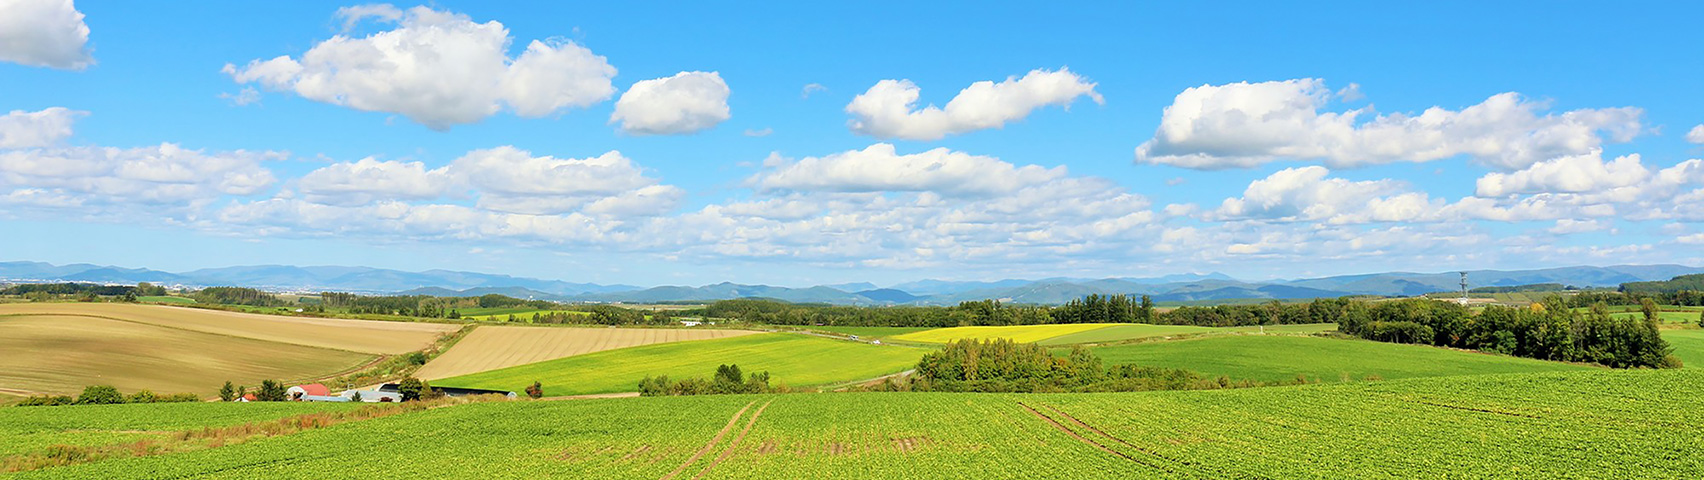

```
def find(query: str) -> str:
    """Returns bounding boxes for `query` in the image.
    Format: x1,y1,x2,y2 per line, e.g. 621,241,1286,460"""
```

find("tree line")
1335,297,1676,368
899,338,1297,393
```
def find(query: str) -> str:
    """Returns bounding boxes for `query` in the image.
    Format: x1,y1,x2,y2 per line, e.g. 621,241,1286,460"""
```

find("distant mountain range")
2,261,1699,306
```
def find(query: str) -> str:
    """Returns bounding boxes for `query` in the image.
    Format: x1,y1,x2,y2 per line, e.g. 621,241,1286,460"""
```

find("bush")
18,395,75,406
125,390,159,404
404,351,429,366
219,381,237,402
76,385,124,405
525,381,543,399
639,365,774,397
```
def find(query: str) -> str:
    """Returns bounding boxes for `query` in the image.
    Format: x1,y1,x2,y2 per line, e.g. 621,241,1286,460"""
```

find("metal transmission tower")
1459,272,1469,304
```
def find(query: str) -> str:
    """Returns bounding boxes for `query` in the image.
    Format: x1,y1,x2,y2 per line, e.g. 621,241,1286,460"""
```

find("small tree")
525,381,543,399
349,390,363,402
256,379,288,401
1640,298,1660,323
397,377,426,401
1697,310,1703,328
76,385,124,405
219,381,237,402
237,385,248,400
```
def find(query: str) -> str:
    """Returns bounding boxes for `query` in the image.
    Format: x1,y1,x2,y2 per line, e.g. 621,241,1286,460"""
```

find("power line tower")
1459,272,1469,305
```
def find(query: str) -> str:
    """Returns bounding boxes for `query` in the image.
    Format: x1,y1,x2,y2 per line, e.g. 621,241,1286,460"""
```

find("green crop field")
14,369,1700,478
1086,335,1594,383
801,326,932,339
892,323,1119,344
1663,329,1704,368
436,333,926,396
0,402,355,458
1033,324,1215,345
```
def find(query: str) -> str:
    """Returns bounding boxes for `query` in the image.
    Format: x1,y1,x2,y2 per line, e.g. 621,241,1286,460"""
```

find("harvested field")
0,315,373,396
0,303,458,354
414,325,760,380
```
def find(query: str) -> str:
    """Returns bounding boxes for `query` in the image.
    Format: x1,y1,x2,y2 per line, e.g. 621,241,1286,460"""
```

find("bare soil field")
0,315,372,396
0,303,458,354
413,325,759,380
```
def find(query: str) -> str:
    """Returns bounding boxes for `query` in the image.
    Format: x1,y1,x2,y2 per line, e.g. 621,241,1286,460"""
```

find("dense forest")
1618,274,1704,296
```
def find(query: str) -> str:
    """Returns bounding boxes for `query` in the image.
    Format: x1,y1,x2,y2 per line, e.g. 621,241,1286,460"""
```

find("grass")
1035,324,1215,345
1662,329,1704,369
1610,311,1701,325
892,323,1118,344
1086,334,1594,383
0,314,376,396
413,325,760,380
0,402,356,458
135,296,194,304
16,369,1702,478
0,303,458,354
436,333,926,396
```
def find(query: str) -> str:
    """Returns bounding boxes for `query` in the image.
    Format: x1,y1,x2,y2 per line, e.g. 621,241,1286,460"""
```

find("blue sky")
1,1,1702,287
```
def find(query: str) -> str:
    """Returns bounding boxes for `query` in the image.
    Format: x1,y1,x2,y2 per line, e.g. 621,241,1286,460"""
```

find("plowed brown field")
0,303,457,354
413,325,760,380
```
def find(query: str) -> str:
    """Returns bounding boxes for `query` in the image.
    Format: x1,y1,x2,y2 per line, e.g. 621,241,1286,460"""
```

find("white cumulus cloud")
296,157,452,206
224,5,616,130
0,144,279,208
0,107,84,148
450,147,676,215
1213,166,1442,224
1135,79,1642,170
0,0,93,70
1475,151,1651,197
753,143,1065,196
846,68,1102,141
610,71,731,135
1687,124,1704,144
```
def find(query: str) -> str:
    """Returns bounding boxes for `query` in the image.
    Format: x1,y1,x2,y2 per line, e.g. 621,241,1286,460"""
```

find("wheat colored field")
0,315,373,396
0,303,458,354
413,325,760,380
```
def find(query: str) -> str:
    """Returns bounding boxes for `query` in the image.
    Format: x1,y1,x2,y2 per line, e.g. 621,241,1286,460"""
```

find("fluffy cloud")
296,158,452,206
1475,151,1650,197
610,71,731,135
846,68,1102,140
1135,79,1642,170
753,143,1064,196
1213,166,1442,224
0,144,279,209
0,107,84,148
0,0,92,69
1688,125,1704,144
224,5,616,129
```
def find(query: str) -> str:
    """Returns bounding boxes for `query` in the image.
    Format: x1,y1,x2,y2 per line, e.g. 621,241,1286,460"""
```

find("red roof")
241,393,256,401
295,383,331,396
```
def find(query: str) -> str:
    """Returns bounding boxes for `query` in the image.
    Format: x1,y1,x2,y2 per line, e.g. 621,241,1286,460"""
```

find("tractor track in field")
1017,401,1181,475
661,401,755,480
1038,403,1257,480
692,398,775,480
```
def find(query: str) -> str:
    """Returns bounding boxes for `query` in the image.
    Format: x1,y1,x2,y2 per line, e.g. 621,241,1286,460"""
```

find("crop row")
13,369,1704,478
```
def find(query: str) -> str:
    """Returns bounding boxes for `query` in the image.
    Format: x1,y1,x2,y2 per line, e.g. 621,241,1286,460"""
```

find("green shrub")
76,385,124,405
